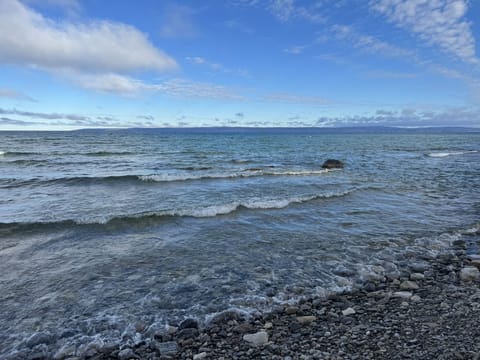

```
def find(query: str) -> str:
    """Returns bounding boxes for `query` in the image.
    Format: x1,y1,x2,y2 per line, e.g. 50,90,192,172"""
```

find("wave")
83,151,135,156
2,168,335,188
0,190,354,230
139,168,332,182
426,150,478,158
0,151,41,156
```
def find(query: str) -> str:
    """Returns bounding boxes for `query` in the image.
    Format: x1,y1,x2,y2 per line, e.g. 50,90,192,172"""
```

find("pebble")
410,273,425,281
342,307,356,316
392,291,413,299
243,331,269,346
411,295,421,302
35,252,480,360
469,260,480,269
193,352,208,360
296,316,317,324
166,325,178,335
460,267,480,282
285,306,299,315
400,280,419,290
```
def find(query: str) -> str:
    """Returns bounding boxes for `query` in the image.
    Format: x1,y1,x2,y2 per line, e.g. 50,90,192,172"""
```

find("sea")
0,127,479,357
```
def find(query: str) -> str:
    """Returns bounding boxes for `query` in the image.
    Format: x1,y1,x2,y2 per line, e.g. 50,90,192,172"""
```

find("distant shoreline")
1,126,480,134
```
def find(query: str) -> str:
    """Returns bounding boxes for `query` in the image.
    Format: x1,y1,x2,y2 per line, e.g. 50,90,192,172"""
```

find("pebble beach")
48,237,480,360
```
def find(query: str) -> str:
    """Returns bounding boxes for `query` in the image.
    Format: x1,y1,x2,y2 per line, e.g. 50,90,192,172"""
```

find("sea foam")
426,150,478,157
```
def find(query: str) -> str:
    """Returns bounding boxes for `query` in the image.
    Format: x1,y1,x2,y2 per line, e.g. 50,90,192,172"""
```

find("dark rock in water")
179,318,198,330
321,159,344,169
210,310,244,325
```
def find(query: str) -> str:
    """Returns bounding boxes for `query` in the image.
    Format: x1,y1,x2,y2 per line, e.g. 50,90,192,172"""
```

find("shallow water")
0,129,479,357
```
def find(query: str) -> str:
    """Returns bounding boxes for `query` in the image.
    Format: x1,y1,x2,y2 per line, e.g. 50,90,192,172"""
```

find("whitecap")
138,168,333,183
426,150,478,157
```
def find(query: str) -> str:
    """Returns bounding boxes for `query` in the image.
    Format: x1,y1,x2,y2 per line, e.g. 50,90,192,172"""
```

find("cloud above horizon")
0,0,179,96
0,88,35,101
371,0,477,63
316,107,480,127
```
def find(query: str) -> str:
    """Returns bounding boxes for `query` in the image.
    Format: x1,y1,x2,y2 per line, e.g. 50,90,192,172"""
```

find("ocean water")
0,128,479,357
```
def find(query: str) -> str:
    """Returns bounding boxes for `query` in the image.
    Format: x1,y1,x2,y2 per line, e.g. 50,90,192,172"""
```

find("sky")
0,0,480,130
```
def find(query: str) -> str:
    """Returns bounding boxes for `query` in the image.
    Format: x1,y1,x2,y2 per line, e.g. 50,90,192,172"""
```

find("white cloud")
0,0,177,73
67,72,244,100
0,107,90,120
155,79,244,100
0,88,35,101
268,0,324,23
332,25,414,58
371,0,477,63
316,107,480,127
186,56,250,77
66,72,152,95
264,93,332,105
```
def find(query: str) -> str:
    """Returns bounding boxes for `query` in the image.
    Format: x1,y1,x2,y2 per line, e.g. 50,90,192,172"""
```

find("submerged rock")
179,318,198,330
321,159,344,169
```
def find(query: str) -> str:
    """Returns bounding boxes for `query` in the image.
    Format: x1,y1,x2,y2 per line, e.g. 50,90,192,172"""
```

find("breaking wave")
426,150,478,158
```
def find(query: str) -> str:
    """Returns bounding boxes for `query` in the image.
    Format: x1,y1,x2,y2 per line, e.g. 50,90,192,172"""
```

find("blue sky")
0,0,479,129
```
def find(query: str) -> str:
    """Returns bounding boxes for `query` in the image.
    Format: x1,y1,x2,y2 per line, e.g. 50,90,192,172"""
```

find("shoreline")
62,240,480,360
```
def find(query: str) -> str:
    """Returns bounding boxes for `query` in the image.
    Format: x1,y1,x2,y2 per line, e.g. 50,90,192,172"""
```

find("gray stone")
469,260,480,270
460,267,480,282
410,262,429,273
243,331,269,346
166,325,177,335
118,348,136,360
410,273,425,281
392,291,413,299
400,280,419,290
411,295,421,302
264,322,273,329
193,352,208,360
296,316,317,324
285,306,299,315
342,307,356,316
